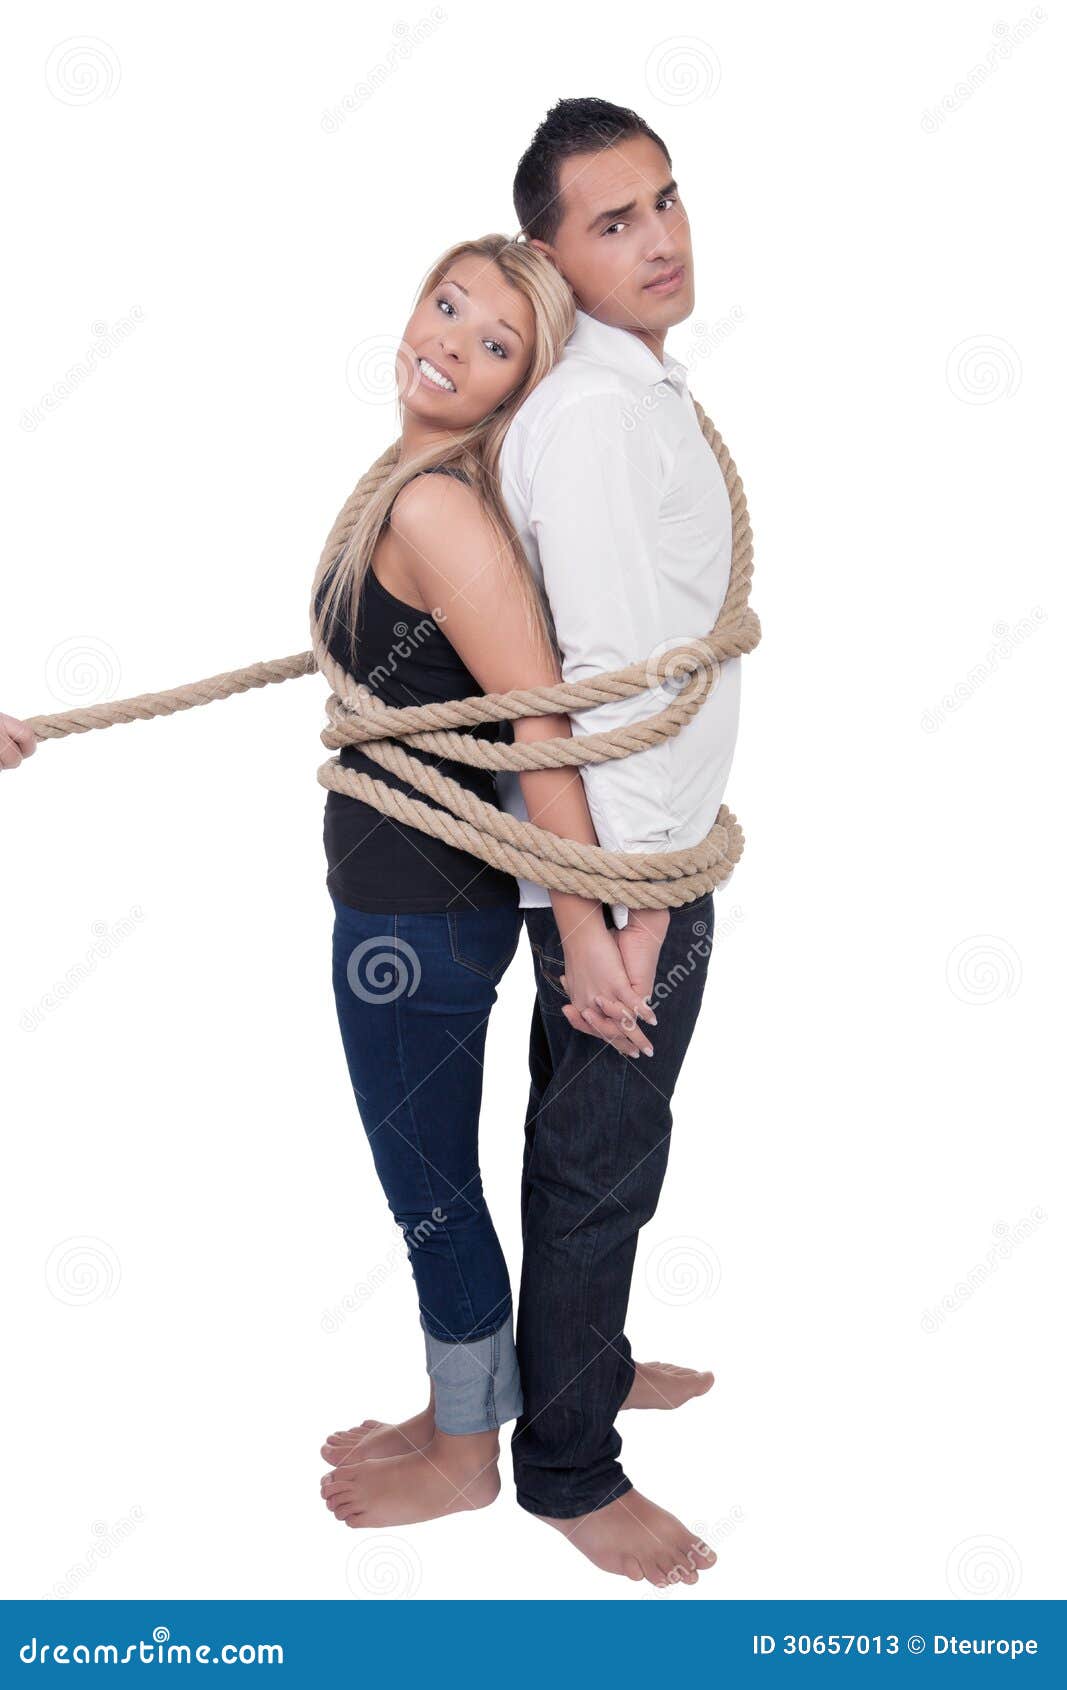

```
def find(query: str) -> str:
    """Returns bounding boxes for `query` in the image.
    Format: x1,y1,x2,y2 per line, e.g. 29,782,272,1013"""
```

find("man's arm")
526,391,681,928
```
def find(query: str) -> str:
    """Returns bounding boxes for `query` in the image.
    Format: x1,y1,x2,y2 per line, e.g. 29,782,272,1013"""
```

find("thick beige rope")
24,401,759,910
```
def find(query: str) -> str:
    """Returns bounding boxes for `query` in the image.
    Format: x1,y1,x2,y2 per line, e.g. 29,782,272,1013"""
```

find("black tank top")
315,468,519,914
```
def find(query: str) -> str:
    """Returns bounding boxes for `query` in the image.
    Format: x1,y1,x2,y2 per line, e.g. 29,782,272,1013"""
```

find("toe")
621,1555,644,1581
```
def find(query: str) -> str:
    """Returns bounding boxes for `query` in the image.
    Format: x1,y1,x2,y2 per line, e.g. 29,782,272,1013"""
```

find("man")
495,96,741,1583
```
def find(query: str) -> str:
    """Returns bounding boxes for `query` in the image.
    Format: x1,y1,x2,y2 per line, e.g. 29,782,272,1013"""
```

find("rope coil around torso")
24,400,759,910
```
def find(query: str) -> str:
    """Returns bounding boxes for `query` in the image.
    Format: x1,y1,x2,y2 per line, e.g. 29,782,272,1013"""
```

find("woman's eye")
484,340,506,359
436,297,456,316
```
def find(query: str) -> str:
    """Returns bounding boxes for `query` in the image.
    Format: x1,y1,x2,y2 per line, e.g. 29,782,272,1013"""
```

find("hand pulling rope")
23,401,760,910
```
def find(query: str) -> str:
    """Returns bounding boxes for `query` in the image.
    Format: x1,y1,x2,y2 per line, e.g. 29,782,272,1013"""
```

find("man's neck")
630,325,666,365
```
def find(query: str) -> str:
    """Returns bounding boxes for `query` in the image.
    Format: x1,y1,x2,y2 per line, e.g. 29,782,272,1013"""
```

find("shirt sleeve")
525,392,681,924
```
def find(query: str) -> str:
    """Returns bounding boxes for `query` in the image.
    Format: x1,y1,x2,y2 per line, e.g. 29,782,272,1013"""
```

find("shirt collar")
569,308,689,392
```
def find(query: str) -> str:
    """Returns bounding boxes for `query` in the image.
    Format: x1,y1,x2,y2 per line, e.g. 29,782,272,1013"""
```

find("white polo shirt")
496,308,742,929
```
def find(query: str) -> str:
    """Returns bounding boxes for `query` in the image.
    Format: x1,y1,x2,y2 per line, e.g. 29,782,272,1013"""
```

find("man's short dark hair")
513,96,672,246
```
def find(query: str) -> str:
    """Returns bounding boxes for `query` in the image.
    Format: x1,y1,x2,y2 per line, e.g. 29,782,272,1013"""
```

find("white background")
1,1,1062,1603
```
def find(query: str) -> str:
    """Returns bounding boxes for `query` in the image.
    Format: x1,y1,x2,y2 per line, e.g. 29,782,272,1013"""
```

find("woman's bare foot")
320,1428,500,1528
536,1490,716,1587
320,1398,434,1466
621,1360,715,1411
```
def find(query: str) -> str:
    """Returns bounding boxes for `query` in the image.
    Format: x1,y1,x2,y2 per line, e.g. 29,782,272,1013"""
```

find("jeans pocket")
447,907,522,981
529,939,568,1002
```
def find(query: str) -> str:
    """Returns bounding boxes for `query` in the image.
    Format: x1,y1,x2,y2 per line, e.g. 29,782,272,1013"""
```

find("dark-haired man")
492,97,741,1585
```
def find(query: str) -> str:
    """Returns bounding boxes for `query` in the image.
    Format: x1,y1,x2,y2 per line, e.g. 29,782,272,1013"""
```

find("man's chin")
637,282,696,334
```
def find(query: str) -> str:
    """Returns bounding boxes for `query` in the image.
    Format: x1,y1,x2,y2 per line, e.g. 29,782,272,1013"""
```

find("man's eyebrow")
440,275,525,346
585,178,679,234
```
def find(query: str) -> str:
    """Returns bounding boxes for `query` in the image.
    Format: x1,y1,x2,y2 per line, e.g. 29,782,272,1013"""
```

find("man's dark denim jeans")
511,890,715,1519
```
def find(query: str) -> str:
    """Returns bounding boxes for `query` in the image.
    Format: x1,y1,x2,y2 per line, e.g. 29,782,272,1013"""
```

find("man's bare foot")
621,1360,715,1411
320,1398,434,1466
320,1429,500,1528
321,1360,711,1467
536,1490,716,1587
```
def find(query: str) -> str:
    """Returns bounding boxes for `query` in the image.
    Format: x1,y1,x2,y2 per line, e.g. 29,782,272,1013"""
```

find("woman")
308,235,660,1529
0,235,660,1533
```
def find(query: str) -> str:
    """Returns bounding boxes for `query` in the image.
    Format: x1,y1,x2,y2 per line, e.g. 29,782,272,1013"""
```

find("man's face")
531,134,695,351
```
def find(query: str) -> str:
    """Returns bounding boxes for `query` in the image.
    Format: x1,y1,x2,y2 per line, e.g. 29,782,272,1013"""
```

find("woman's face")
397,253,535,430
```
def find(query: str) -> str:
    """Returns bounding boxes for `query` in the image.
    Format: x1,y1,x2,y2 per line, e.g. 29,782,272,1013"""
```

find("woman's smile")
418,355,457,393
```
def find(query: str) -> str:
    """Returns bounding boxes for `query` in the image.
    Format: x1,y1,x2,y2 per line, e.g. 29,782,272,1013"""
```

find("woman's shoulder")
389,464,475,521
389,468,492,552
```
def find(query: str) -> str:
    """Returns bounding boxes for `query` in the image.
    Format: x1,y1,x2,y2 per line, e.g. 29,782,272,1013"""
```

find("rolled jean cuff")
422,1312,523,1434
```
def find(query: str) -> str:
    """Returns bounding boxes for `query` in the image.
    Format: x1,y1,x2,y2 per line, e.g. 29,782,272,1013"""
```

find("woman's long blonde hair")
313,234,575,675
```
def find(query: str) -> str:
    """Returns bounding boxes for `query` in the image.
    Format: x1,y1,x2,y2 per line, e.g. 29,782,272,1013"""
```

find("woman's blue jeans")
329,894,523,1435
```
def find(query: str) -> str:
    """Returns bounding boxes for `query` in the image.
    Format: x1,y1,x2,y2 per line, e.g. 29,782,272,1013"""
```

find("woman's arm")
387,475,657,1057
